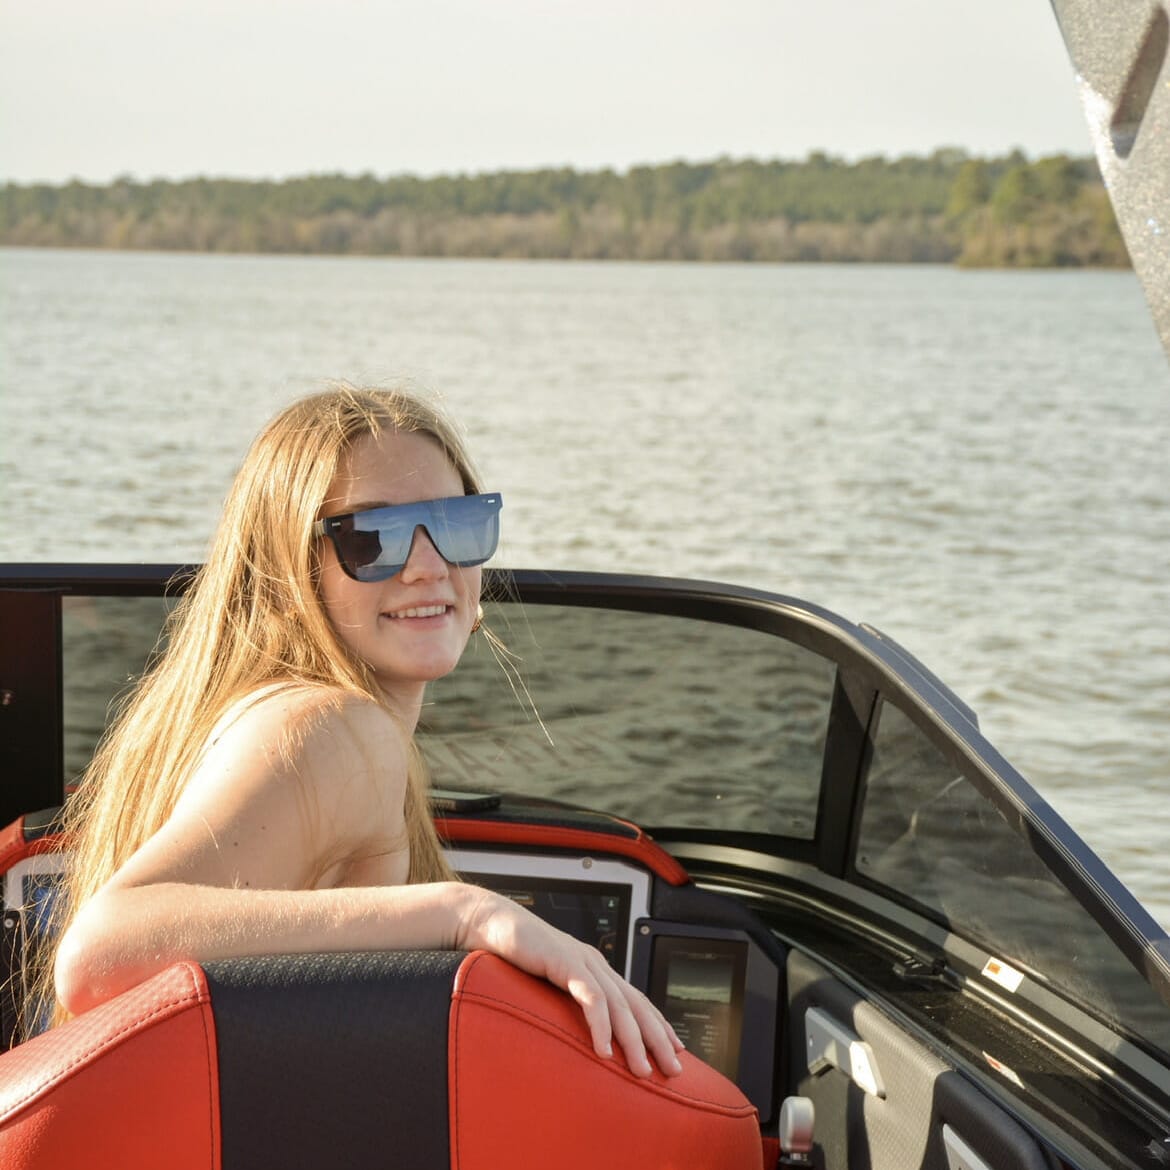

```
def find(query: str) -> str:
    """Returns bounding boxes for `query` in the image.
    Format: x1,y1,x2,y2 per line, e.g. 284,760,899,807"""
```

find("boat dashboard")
444,811,782,1114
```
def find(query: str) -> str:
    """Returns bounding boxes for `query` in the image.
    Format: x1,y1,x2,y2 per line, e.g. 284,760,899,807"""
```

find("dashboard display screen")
648,936,746,1080
461,873,631,973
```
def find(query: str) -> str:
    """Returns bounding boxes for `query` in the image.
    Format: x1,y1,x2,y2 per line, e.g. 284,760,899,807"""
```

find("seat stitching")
196,992,218,1169
454,986,757,1118
0,965,209,1118
449,951,490,1170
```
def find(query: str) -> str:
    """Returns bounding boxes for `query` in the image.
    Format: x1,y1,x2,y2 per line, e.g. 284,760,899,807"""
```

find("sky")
0,0,1095,185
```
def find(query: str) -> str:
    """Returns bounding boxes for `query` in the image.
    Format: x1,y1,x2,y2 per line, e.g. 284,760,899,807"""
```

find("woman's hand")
457,885,685,1078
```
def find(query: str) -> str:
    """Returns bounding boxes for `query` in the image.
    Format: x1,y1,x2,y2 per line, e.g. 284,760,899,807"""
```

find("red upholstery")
0,963,219,1170
449,951,763,1170
0,951,763,1168
0,818,65,876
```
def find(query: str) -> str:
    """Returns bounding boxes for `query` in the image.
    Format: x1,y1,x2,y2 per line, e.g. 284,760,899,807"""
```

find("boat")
1,564,1168,1167
0,5,1167,1168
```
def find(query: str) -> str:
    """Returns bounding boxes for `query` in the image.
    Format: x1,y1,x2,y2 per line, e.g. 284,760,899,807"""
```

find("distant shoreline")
0,244,1133,274
0,152,1130,269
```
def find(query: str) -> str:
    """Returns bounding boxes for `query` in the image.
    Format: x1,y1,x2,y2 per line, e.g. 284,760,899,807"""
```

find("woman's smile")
381,601,453,620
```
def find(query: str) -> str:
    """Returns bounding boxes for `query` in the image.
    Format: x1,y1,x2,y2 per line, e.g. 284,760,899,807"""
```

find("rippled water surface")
2,247,1168,924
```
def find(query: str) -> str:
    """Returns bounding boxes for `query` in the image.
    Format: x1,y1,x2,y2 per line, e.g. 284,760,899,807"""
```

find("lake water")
1,246,1168,926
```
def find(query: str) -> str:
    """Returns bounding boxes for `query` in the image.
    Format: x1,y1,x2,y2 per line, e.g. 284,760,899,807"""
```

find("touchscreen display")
649,936,746,1080
462,874,631,973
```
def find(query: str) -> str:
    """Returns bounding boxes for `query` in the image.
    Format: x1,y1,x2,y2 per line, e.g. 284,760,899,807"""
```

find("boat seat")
0,948,765,1170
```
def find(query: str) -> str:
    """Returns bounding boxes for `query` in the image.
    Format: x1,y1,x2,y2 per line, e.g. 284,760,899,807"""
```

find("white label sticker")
981,1051,1024,1088
981,956,1024,992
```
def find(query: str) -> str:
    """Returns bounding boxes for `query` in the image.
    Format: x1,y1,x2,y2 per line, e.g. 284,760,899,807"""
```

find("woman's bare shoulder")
208,684,409,768
109,684,411,895
178,685,411,841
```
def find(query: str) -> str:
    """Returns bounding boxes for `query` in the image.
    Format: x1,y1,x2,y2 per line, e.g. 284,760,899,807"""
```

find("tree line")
0,150,1128,267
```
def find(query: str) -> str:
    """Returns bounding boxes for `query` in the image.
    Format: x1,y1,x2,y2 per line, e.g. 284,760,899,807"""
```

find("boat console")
444,810,783,1114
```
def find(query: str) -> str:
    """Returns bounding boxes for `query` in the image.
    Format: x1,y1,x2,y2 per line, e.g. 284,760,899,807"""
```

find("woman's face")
316,427,481,715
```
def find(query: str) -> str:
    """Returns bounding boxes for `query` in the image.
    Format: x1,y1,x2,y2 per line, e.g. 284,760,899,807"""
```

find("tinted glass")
419,601,835,837
61,595,173,784
857,700,1170,1056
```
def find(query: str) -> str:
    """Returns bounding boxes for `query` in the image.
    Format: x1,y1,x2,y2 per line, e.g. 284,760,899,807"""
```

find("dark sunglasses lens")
330,495,502,582
334,514,412,581
333,528,379,576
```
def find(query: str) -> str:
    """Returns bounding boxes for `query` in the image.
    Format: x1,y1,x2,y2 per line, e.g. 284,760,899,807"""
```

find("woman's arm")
55,690,682,1076
56,877,680,1076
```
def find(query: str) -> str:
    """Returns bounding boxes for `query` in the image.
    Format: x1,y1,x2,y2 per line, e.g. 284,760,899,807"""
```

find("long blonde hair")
49,384,478,1017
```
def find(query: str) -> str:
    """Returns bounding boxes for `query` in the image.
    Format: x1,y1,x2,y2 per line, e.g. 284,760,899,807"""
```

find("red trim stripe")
436,818,690,886
0,818,67,877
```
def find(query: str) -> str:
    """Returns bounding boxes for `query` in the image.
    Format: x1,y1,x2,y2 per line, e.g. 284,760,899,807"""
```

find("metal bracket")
804,1006,886,1099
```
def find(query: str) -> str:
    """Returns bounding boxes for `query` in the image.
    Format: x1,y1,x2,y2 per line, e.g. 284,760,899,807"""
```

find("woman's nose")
400,525,448,579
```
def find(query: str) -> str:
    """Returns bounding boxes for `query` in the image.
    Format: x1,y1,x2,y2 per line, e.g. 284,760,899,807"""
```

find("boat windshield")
423,602,835,839
54,584,1170,1066
420,594,1170,1062
854,699,1170,1058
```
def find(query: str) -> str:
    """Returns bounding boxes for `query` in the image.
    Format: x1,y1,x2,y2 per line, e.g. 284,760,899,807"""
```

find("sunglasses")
314,493,503,582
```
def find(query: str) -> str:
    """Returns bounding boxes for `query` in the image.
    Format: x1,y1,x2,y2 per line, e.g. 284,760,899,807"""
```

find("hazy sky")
1,0,1094,185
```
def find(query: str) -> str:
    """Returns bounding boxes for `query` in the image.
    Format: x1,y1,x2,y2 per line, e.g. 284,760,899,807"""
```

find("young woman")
51,385,683,1078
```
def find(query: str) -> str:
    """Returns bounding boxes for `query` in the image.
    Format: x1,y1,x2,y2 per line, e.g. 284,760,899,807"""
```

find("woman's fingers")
471,891,685,1078
573,949,683,1078
623,981,685,1075
565,968,615,1058
605,983,655,1077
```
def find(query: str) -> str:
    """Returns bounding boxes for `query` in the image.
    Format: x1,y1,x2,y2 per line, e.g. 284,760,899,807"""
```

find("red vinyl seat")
0,949,763,1170
0,963,219,1169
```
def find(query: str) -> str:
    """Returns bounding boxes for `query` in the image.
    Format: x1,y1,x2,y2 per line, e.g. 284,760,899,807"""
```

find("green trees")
946,160,992,219
0,152,1126,267
942,153,1127,267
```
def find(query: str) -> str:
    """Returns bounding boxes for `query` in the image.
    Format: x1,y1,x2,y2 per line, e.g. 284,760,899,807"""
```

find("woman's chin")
371,649,466,693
